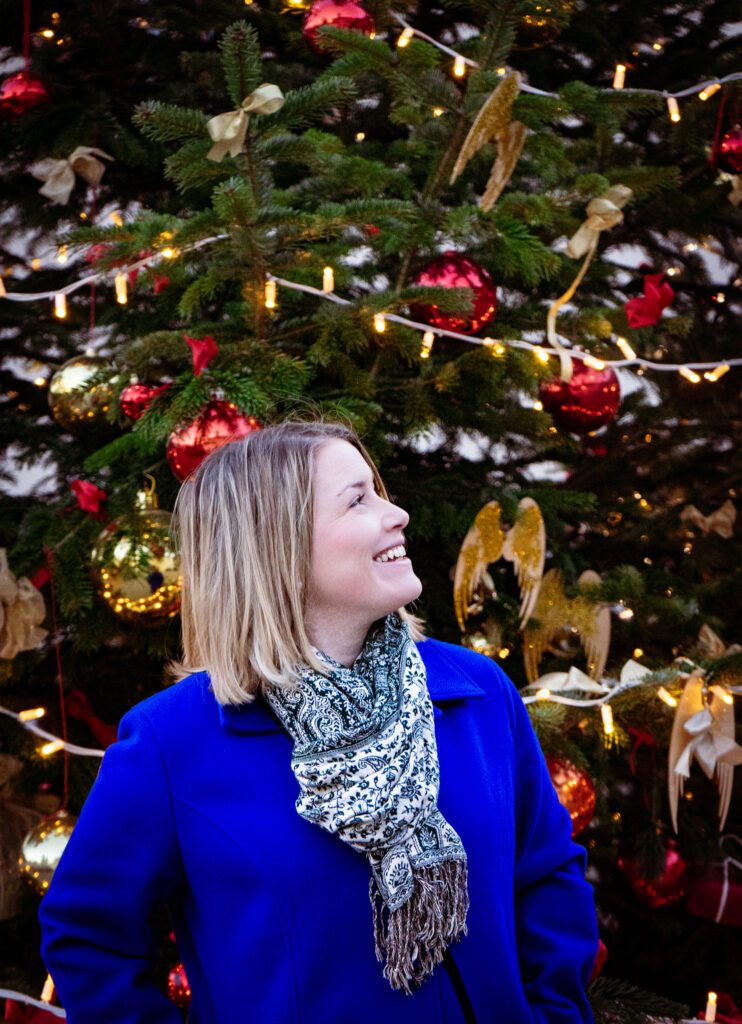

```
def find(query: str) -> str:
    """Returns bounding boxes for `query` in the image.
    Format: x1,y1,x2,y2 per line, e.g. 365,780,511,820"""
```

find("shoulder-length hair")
169,417,426,704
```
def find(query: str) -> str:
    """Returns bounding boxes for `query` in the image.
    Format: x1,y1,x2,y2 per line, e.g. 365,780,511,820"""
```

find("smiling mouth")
372,544,407,564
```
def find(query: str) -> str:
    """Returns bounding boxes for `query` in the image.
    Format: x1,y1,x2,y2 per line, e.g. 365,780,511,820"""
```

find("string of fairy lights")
3,238,740,385
2,11,739,384
3,661,740,761
388,11,742,119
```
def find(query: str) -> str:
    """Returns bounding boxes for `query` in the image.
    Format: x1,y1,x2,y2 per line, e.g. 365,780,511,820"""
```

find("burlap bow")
206,83,285,162
680,499,736,539
546,185,633,381
0,550,48,660
697,624,742,659
29,146,114,205
565,185,634,259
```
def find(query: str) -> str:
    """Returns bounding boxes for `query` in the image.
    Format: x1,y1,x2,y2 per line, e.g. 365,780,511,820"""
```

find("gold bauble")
48,355,116,434
19,810,77,895
91,489,181,627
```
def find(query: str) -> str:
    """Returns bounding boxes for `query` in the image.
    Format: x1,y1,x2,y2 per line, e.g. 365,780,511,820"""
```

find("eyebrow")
336,477,374,497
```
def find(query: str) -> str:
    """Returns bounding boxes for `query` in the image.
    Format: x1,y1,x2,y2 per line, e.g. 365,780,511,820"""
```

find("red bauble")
618,838,688,909
712,127,742,175
410,252,497,335
166,963,191,1010
166,401,261,482
539,361,620,435
120,382,170,421
0,71,50,117
546,756,596,837
303,0,375,55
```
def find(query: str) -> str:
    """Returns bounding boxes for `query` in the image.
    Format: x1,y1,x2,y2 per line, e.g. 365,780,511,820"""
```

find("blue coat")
39,637,599,1023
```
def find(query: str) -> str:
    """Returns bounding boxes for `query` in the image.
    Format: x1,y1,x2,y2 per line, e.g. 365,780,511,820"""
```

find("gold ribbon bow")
546,185,633,381
680,499,736,539
29,146,114,205
206,84,285,162
0,549,48,659
669,671,742,831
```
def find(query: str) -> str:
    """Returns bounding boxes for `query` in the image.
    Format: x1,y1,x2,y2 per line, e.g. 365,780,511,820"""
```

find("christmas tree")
1,0,740,1019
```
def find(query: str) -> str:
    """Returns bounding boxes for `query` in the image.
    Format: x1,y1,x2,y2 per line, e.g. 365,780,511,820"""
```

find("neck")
304,609,384,667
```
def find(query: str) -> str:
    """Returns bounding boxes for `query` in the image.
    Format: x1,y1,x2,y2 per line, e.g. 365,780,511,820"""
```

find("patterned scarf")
262,612,469,994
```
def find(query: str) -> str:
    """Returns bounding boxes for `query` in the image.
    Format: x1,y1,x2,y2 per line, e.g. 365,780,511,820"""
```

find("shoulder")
119,671,215,738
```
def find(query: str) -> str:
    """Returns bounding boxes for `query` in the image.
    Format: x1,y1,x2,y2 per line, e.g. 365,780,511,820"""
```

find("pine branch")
219,21,263,108
132,102,209,144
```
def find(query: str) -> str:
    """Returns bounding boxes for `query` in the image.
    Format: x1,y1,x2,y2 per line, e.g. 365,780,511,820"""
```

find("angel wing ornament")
668,671,742,832
453,498,546,633
523,568,610,685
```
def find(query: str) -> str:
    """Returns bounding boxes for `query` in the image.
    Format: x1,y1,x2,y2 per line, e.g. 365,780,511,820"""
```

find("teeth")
373,545,406,563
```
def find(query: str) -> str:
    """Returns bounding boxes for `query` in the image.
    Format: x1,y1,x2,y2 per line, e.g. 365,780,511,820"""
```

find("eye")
351,492,365,507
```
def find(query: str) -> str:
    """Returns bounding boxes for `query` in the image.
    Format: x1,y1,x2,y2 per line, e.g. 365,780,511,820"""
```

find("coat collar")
215,637,486,736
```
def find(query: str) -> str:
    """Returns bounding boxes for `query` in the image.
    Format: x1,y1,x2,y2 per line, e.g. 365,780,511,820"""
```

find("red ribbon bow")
184,334,219,377
624,273,674,328
70,479,106,515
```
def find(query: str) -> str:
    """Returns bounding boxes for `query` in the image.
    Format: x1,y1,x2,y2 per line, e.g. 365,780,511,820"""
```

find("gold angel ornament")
668,670,742,832
449,71,528,211
453,498,546,634
523,568,611,685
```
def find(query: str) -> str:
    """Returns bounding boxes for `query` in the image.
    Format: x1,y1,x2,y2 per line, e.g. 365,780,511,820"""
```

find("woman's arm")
38,704,185,1023
506,670,599,1024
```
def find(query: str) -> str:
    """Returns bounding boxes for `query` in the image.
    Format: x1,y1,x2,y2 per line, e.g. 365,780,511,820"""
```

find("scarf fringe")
370,859,469,995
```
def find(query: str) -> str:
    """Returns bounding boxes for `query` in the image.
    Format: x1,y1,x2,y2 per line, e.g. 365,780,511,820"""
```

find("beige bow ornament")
668,671,742,832
29,146,114,205
680,499,736,539
206,84,285,162
565,185,634,259
545,184,633,381
529,665,609,695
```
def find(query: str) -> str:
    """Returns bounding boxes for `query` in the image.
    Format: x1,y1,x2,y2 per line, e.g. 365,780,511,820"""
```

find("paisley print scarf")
262,612,469,994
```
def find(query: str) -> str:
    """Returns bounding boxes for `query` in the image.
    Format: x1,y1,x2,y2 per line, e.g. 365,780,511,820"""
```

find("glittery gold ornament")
48,355,116,434
91,480,181,627
449,72,527,211
523,568,611,685
453,498,546,633
546,756,595,837
18,809,77,895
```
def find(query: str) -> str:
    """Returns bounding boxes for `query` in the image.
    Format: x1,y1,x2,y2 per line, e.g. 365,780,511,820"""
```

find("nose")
384,498,409,529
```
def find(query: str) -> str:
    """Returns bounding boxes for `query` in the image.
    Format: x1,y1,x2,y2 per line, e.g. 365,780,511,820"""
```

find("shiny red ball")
120,383,170,421
410,252,497,335
0,71,50,117
539,361,620,435
713,127,742,175
166,401,261,482
303,0,375,55
166,962,191,1009
546,756,596,837
618,839,688,909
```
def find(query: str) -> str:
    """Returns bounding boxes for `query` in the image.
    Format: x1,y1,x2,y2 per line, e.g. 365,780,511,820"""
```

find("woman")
39,419,599,1023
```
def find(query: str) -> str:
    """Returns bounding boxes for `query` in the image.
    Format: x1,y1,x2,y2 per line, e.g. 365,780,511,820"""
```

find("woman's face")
307,439,422,628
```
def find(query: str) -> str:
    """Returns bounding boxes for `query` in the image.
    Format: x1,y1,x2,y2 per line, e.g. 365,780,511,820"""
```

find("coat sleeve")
504,670,599,1024
38,703,185,1024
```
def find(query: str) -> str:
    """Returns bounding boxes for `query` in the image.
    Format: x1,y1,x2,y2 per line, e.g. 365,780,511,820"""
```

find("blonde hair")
169,417,426,704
